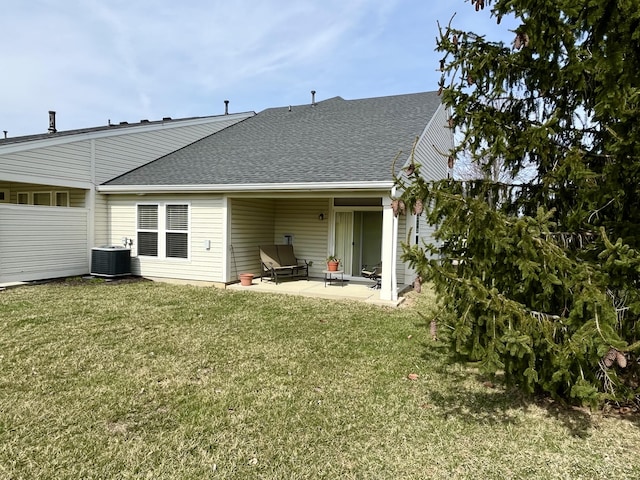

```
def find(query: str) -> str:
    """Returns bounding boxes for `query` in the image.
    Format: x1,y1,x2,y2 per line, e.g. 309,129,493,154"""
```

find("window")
33,192,52,206
13,190,69,206
166,204,189,258
136,203,189,259
0,189,8,203
55,191,69,207
137,204,158,257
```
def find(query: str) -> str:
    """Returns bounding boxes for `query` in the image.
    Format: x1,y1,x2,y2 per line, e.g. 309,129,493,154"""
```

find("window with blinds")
166,204,188,258
137,204,158,256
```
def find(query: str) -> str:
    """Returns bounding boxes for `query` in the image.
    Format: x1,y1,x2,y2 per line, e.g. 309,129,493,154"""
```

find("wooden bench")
259,245,309,284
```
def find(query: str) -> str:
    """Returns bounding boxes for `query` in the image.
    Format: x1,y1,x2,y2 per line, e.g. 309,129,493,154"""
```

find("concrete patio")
226,276,406,307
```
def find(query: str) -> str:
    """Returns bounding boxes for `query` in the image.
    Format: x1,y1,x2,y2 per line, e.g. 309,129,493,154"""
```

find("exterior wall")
0,205,89,283
274,198,331,278
94,193,109,247
0,181,85,207
0,143,92,187
0,115,252,189
106,194,225,282
92,119,245,184
414,103,452,182
229,197,331,279
397,102,453,285
229,198,276,278
396,213,409,286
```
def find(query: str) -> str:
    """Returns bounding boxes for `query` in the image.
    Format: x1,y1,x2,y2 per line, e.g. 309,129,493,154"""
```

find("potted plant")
326,255,340,272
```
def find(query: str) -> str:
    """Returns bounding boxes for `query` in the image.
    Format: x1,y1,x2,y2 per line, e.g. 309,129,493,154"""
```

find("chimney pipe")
224,100,229,115
48,110,57,134
3,130,7,139
311,90,316,106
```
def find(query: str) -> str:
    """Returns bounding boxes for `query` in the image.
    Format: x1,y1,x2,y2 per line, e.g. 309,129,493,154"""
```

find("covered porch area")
226,190,414,304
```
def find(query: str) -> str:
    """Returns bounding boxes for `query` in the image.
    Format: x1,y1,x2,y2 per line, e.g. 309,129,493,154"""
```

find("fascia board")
97,181,395,195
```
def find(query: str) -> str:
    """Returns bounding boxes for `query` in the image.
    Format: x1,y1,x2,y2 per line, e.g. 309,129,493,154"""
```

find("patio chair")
361,264,381,289
259,245,309,284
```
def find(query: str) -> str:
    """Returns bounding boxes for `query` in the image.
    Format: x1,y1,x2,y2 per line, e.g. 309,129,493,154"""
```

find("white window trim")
136,203,159,258
136,202,191,260
17,192,31,204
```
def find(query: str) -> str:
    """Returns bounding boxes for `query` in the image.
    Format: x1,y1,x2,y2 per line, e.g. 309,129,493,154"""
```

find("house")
0,109,254,284
99,91,453,301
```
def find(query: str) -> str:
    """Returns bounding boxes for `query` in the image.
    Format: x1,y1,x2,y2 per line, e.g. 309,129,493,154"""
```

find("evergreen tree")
397,0,640,406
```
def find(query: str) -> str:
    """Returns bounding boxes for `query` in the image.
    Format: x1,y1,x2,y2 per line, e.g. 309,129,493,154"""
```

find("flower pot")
239,273,254,286
327,261,339,272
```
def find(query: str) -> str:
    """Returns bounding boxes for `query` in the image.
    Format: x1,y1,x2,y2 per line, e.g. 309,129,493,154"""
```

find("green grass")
1,280,639,479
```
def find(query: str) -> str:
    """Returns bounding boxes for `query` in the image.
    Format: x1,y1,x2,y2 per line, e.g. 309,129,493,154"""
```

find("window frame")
17,192,31,205
165,203,190,259
33,191,53,206
137,203,159,257
136,202,190,260
54,191,70,207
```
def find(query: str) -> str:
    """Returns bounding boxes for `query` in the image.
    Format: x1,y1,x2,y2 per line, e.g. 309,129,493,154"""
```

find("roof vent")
162,117,172,121
119,121,128,125
311,90,316,106
48,110,57,134
3,130,7,139
140,119,150,123
224,100,229,115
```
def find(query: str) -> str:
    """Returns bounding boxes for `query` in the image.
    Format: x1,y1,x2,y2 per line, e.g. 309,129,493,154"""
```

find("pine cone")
414,199,424,215
616,351,627,368
604,348,617,368
398,200,406,216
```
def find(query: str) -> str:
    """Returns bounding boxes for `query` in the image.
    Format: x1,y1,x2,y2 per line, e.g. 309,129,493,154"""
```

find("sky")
0,0,518,138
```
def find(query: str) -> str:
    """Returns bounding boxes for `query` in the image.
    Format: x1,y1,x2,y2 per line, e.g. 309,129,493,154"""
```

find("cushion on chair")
260,245,281,267
277,245,298,267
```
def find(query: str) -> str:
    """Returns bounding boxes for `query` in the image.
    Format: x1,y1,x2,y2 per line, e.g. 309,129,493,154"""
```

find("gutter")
97,181,395,195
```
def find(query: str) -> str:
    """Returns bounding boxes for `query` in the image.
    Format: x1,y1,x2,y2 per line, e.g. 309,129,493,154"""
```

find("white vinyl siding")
0,205,89,283
414,103,452,182
93,117,249,184
229,198,277,278
108,195,221,282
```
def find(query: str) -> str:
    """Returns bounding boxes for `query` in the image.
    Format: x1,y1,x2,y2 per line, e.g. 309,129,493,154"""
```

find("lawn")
1,280,639,479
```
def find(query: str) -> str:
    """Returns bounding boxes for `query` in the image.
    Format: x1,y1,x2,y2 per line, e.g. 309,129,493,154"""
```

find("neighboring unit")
0,109,254,283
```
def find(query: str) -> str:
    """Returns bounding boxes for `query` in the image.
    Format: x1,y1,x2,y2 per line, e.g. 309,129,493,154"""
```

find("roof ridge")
0,111,253,146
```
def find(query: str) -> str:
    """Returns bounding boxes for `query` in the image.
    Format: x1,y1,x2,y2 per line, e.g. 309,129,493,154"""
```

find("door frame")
329,206,383,277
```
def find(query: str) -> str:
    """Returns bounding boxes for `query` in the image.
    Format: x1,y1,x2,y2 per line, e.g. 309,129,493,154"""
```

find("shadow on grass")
418,339,599,438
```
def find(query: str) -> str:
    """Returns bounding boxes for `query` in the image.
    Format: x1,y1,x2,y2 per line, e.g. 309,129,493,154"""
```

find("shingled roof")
105,91,442,187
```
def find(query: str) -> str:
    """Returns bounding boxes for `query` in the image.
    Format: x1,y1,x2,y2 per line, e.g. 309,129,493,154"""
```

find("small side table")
323,270,344,287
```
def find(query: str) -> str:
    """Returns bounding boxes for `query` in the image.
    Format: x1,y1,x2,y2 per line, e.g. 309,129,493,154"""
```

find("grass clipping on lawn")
1,281,639,479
